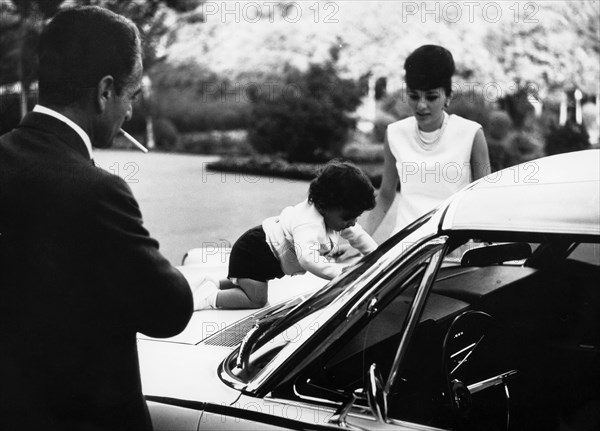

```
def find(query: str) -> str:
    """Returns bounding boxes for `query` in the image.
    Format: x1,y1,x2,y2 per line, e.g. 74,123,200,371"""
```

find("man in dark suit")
0,6,195,430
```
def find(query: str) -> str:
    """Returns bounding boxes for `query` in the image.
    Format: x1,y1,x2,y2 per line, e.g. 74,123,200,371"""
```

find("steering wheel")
441,310,514,429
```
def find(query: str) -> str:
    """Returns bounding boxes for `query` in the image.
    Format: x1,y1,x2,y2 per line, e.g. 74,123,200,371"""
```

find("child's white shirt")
262,199,377,279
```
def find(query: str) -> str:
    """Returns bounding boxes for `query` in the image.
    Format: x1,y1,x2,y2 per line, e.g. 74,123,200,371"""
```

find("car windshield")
224,212,435,383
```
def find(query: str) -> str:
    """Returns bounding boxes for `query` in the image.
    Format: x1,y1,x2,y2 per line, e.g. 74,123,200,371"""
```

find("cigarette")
119,128,148,153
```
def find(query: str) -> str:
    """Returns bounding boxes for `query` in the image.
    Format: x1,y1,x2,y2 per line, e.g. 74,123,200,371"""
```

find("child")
195,160,377,310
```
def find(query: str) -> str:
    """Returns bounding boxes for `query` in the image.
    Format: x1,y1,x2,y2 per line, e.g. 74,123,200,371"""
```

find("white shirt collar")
33,104,93,159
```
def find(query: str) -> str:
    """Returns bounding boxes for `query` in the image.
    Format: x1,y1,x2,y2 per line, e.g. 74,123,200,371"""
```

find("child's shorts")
228,225,285,283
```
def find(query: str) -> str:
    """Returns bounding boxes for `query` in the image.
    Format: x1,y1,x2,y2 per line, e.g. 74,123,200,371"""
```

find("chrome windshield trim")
244,248,408,393
385,237,448,394
292,382,342,406
248,253,430,394
218,353,248,391
241,219,442,395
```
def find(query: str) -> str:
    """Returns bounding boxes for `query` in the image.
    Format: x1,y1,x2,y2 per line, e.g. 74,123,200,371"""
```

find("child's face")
323,208,359,231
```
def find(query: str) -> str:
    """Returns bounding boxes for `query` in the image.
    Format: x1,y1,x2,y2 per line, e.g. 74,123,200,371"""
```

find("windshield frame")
219,212,442,396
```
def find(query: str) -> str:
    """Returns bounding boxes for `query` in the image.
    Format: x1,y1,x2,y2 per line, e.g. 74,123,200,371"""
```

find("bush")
379,90,412,121
544,121,591,156
208,156,321,181
342,131,384,163
0,91,37,135
372,110,398,143
149,62,251,132
153,90,251,132
247,59,362,163
487,110,512,140
153,117,179,150
499,87,536,129
507,131,544,164
447,91,495,131
207,155,383,187
178,130,252,155
485,110,513,171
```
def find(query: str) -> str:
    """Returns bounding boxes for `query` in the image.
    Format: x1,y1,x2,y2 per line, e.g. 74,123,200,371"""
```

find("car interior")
290,238,600,431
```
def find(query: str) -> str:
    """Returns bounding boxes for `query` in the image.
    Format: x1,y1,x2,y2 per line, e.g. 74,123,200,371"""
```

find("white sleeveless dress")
387,113,481,232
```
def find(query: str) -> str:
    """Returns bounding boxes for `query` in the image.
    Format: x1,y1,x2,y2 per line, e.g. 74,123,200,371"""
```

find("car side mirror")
366,363,387,423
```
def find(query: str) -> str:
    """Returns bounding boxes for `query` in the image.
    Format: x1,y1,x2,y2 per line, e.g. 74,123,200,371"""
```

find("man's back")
0,113,193,430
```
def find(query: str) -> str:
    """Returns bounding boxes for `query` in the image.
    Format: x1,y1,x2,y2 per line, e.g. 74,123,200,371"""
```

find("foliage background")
1,1,598,173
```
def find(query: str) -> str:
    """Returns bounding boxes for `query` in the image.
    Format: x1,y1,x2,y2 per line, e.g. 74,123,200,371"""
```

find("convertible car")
139,149,600,431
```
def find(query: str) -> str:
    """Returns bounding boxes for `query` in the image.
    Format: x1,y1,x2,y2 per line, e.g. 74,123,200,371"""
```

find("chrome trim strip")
385,238,448,394
218,354,248,391
269,394,449,431
264,394,339,414
292,382,341,406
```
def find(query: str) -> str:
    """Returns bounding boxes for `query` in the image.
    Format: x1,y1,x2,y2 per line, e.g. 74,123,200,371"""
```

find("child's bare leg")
215,278,268,309
218,279,238,290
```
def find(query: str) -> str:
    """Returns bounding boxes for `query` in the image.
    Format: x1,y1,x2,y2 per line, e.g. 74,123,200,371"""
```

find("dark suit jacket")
0,113,194,430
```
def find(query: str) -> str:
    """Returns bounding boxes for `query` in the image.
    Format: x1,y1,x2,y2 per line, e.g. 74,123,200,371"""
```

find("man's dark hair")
38,6,141,106
404,44,455,96
308,160,376,216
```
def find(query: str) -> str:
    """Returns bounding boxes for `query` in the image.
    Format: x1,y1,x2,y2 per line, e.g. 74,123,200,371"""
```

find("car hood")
139,266,328,345
138,269,327,402
139,338,241,404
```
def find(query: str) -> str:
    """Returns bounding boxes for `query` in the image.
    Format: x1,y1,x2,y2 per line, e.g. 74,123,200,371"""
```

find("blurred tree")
79,0,202,70
0,0,65,118
556,0,599,56
0,0,202,141
248,52,362,163
484,1,599,96
164,1,598,104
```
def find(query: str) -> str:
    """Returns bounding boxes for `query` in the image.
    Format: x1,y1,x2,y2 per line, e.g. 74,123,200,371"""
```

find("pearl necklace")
415,113,448,149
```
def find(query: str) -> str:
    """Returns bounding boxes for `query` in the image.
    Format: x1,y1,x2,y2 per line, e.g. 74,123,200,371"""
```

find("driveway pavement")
94,149,397,264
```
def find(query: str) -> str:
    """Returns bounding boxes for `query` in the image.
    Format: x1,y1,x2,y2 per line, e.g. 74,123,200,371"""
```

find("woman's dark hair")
308,160,376,216
38,6,141,106
404,45,455,96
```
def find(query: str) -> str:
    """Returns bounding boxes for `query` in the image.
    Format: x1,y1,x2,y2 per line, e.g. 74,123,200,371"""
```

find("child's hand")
330,243,360,262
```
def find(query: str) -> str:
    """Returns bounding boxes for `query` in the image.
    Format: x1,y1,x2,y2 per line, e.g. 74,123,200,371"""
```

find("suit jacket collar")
18,112,92,162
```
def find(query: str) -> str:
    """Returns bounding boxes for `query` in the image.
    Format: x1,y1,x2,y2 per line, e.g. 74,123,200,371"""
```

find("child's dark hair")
308,160,376,216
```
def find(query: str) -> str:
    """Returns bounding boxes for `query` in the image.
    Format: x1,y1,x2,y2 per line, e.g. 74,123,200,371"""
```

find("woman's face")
407,87,448,132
